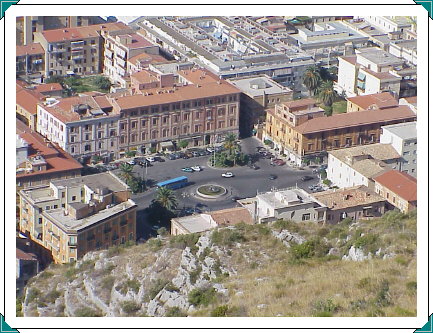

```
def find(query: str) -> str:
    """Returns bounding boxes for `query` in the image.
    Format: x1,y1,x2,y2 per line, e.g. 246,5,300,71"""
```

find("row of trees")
302,66,339,115
210,133,248,167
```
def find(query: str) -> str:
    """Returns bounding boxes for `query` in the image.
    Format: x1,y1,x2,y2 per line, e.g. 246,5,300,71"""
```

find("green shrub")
157,227,168,236
374,279,392,308
165,306,187,317
395,256,409,266
290,238,330,260
165,282,180,292
356,277,372,290
353,234,379,253
44,289,61,303
103,263,116,275
147,238,163,252
39,271,54,279
317,227,329,237
116,279,141,295
120,300,141,314
170,233,200,249
16,295,24,316
211,305,230,317
322,179,331,186
393,306,416,316
65,267,78,281
188,287,216,307
272,219,300,233
406,281,417,296
350,299,367,312
312,298,339,317
211,229,246,246
107,246,124,257
26,287,41,305
189,266,202,284
101,276,116,290
74,306,102,317
147,279,169,300
125,150,137,158
199,247,212,261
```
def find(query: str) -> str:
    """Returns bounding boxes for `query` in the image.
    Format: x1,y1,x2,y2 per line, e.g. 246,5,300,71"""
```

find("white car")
145,156,155,163
191,165,202,172
221,172,234,178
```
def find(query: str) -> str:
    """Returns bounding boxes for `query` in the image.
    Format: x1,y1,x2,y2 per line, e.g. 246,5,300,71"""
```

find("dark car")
301,176,314,181
192,151,200,157
198,150,207,156
269,174,277,180
154,156,165,162
167,154,176,160
249,164,259,170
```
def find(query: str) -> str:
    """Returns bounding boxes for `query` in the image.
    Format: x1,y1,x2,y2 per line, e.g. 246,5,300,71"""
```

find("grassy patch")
331,100,347,114
169,233,200,249
211,229,246,246
116,279,141,295
120,300,141,315
74,306,102,317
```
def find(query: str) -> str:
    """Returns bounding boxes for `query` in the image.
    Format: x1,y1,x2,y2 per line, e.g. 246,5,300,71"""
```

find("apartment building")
36,94,120,163
399,96,417,114
238,187,327,224
346,92,398,112
16,16,107,45
102,28,159,88
16,43,45,76
373,170,417,213
380,121,417,177
109,68,241,154
16,119,83,191
312,186,386,224
264,99,416,165
228,75,293,137
359,16,413,34
33,22,126,77
19,172,136,264
337,48,404,98
326,143,401,189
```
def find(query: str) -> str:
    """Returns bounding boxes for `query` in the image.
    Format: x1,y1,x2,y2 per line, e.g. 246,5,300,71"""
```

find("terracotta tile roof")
339,56,357,65
131,70,160,84
128,52,169,65
403,96,417,104
33,83,63,94
16,119,83,179
329,143,401,163
312,185,385,210
16,82,45,115
294,106,416,134
113,81,240,110
210,207,254,226
281,98,317,110
347,92,398,110
40,95,118,124
16,43,44,56
373,170,417,202
40,22,127,43
16,248,38,261
120,33,156,49
177,68,222,85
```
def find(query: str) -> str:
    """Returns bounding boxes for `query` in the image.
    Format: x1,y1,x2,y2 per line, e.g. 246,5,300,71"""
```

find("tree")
178,140,189,150
45,75,64,85
223,133,237,155
155,187,178,211
302,66,321,97
93,76,111,90
119,163,134,182
318,81,338,107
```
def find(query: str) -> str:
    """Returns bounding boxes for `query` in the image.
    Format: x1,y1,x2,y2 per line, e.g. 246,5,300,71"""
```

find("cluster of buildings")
15,16,417,286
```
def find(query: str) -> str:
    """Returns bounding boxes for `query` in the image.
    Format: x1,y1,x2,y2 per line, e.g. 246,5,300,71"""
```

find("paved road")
124,137,319,212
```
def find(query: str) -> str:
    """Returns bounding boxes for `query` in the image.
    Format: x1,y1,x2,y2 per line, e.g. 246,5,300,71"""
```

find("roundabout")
196,184,227,199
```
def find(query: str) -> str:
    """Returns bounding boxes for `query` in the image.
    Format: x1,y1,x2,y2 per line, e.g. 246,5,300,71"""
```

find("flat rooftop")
51,172,128,193
43,199,136,232
257,188,322,209
357,48,403,66
228,75,291,97
381,121,417,140
329,143,401,162
172,214,215,234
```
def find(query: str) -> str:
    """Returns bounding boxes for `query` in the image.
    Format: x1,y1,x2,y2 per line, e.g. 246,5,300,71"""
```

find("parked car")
221,172,234,178
273,159,286,166
206,147,215,153
184,207,195,215
192,151,200,157
127,160,136,165
146,156,155,163
215,146,223,153
301,176,314,181
154,156,165,162
183,155,190,159
268,174,277,180
182,167,194,172
249,164,259,170
167,154,176,160
191,166,202,172
139,161,152,167
198,150,207,156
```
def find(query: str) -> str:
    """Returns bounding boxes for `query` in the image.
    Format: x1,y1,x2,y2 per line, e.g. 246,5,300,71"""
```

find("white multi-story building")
337,48,404,98
380,121,417,177
36,95,119,162
327,143,401,189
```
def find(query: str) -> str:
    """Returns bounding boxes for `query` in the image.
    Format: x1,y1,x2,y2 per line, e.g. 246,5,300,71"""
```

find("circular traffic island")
196,184,227,199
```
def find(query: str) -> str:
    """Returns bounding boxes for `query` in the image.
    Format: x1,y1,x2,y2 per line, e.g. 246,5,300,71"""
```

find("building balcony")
103,227,112,233
68,241,77,247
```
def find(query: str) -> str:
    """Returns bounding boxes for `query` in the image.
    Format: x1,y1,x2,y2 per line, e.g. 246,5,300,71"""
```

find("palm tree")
318,81,338,107
223,133,237,155
302,66,321,97
155,187,178,211
119,163,134,182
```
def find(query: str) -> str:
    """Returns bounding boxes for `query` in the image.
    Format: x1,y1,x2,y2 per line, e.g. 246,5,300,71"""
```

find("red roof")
16,248,38,261
373,170,417,202
16,43,44,57
16,119,83,179
339,56,357,65
294,106,416,134
40,22,127,43
33,83,63,94
16,82,45,115
347,92,398,110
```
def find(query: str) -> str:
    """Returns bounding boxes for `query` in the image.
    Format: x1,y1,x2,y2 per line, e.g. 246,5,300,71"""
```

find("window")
110,130,116,137
70,136,75,143
131,121,137,129
72,195,76,201
403,151,410,156
141,119,147,127
97,131,102,139
163,116,168,124
71,146,75,153
98,142,102,149
302,213,310,221
307,143,313,151
84,144,91,151
183,113,189,121
152,118,158,125
194,125,200,133
38,217,42,224
195,112,201,119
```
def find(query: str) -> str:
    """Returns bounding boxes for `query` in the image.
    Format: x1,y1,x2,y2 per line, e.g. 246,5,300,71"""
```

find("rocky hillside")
20,210,417,317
